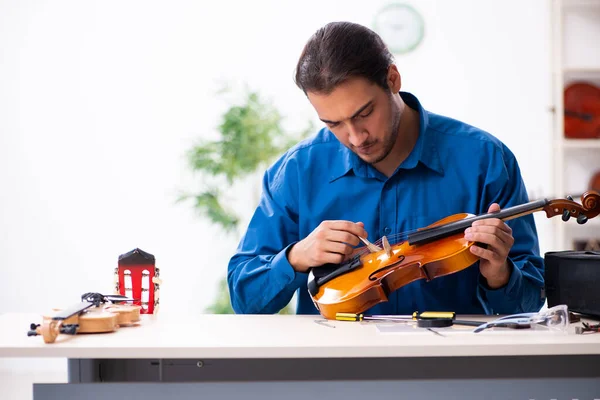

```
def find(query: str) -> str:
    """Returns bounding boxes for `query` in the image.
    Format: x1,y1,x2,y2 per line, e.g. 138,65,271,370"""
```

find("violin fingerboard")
53,302,95,320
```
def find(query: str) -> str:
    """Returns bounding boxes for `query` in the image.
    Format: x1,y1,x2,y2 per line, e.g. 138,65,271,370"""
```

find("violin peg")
562,208,571,222
577,214,588,224
382,236,392,258
152,277,163,285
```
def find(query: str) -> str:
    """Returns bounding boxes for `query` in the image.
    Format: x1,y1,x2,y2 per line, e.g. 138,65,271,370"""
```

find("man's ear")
387,64,401,92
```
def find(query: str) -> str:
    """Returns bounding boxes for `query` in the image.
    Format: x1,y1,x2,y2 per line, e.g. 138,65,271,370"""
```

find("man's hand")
464,203,515,289
287,220,368,273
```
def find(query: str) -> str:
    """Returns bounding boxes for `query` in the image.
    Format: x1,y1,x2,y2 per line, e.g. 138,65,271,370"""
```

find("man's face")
307,76,401,166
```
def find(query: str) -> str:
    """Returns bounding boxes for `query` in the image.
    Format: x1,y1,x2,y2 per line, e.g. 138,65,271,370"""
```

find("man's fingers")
325,229,363,247
324,241,355,257
464,231,509,253
324,220,368,240
470,244,504,263
471,218,512,234
487,203,501,213
308,221,371,268
465,226,513,246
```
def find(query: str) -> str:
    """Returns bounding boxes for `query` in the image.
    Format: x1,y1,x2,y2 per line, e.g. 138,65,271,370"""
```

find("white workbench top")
1,312,599,359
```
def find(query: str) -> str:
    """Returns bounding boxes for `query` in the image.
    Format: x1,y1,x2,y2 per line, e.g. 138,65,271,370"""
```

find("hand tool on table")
335,311,482,328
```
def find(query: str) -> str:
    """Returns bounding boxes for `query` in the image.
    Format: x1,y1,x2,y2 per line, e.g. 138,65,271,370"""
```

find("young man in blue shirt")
227,21,545,317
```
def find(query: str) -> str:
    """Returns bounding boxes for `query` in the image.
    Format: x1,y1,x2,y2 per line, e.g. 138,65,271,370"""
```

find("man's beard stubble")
369,98,402,165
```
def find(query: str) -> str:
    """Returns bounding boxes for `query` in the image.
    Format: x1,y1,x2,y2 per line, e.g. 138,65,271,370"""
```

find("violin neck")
407,199,549,246
52,301,95,320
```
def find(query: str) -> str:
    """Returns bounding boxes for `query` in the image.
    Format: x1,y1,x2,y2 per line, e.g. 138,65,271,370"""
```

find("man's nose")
347,122,368,147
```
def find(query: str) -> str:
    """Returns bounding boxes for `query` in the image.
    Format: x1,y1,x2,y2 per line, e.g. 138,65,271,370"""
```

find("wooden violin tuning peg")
382,236,392,257
359,236,382,253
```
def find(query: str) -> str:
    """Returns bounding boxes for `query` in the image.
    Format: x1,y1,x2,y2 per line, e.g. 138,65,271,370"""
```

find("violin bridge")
382,236,392,258
359,236,382,253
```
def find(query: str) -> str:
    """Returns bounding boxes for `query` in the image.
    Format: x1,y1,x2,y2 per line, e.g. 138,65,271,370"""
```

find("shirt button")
384,227,392,235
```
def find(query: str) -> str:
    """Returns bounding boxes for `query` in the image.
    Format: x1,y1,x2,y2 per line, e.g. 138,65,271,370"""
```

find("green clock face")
373,3,425,54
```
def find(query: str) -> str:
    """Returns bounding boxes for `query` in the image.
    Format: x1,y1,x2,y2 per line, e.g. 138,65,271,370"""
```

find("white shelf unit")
551,0,600,251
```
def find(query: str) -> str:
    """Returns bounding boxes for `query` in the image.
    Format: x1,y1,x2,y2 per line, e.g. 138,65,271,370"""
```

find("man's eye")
360,109,373,118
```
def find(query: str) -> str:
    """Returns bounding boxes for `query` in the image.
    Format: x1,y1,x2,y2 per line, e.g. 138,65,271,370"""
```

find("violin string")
360,215,475,249
364,227,422,247
348,223,459,260
349,233,412,258
339,213,480,263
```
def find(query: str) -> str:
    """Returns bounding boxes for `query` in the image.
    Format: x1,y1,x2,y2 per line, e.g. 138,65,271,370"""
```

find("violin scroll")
543,190,600,224
27,319,80,344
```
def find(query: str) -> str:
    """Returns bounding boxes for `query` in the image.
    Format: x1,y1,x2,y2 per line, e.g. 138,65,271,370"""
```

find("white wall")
0,0,554,316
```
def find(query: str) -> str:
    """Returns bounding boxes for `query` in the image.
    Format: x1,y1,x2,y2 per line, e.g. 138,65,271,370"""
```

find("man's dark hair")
294,21,394,95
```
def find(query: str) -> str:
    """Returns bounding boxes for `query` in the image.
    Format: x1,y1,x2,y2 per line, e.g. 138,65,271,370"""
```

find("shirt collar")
328,91,444,183
328,144,356,183
397,91,444,176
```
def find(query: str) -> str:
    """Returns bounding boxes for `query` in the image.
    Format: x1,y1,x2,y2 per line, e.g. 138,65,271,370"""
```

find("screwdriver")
335,311,456,321
335,311,482,328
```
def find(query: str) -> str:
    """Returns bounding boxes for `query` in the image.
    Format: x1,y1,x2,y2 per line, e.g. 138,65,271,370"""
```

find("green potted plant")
180,86,313,314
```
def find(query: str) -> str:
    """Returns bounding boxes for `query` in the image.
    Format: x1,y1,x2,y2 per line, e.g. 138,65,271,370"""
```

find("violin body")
564,82,600,139
308,191,600,320
103,303,141,326
308,213,479,320
38,307,119,344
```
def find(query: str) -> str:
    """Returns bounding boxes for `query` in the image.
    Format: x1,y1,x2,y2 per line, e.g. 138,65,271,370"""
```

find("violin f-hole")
368,255,406,281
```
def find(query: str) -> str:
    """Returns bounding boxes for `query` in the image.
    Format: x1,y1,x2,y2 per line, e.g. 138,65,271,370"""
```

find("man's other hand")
464,203,515,289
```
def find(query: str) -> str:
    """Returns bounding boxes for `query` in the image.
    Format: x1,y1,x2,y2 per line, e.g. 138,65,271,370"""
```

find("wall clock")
373,3,425,54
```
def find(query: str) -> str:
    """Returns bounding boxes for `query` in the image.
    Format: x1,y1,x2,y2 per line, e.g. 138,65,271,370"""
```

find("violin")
28,292,141,343
307,191,600,320
564,82,600,139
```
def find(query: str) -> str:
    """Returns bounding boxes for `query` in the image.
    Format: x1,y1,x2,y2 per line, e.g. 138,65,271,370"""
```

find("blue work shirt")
227,91,545,316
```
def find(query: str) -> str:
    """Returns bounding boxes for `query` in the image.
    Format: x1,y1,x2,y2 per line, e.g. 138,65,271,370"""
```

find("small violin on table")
308,191,600,320
28,292,141,344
